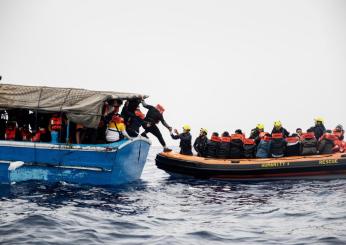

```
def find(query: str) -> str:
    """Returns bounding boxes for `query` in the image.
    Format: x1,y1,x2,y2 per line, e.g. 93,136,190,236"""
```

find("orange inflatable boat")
156,152,346,181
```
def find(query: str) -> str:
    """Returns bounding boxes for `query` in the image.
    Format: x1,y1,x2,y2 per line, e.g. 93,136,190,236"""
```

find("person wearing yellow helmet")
308,117,326,140
249,123,265,144
171,124,193,155
271,120,289,138
193,128,208,157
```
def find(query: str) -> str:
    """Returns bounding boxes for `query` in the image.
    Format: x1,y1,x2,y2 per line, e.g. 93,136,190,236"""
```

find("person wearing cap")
171,125,193,155
193,128,208,157
271,121,289,138
141,100,172,152
308,117,326,140
250,123,265,144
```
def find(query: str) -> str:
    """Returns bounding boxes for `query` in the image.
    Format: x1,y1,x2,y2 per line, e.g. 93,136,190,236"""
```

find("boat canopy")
0,83,148,128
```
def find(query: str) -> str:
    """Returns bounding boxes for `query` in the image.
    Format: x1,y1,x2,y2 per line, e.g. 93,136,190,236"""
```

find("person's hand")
146,122,152,128
168,127,173,132
174,129,178,134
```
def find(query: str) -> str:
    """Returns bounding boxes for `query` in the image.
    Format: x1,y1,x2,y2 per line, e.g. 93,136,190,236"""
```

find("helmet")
183,124,191,131
274,121,282,128
156,104,165,114
200,128,208,134
336,124,344,131
314,117,324,123
256,123,264,130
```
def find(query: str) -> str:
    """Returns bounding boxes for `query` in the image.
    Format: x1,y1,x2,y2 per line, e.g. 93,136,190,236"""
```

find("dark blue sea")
1,147,346,245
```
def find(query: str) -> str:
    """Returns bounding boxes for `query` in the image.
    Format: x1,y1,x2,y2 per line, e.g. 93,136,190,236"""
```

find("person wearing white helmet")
171,124,193,155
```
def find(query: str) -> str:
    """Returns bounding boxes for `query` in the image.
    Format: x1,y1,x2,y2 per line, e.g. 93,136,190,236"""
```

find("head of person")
296,128,303,135
222,131,230,137
325,129,332,134
291,133,299,137
307,128,314,133
235,129,243,134
335,124,344,132
212,132,219,137
182,124,191,133
156,104,165,114
314,117,324,126
274,121,282,129
256,123,264,132
200,128,208,136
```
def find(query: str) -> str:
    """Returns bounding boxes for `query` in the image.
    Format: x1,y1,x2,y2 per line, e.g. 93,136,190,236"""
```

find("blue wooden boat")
0,84,151,186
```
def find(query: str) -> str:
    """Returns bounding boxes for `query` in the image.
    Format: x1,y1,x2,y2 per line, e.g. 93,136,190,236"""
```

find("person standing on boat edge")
171,124,193,155
193,128,208,157
141,100,172,152
271,121,289,138
308,117,326,140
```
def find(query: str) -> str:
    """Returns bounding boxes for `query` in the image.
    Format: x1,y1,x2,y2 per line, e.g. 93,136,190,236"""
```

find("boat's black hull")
156,153,346,181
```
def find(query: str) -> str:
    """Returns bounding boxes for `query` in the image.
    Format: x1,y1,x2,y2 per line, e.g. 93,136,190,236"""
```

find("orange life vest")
333,130,344,140
259,132,268,139
286,136,300,144
31,128,47,142
221,136,231,143
51,115,62,131
244,138,255,145
135,109,145,120
21,129,31,141
320,133,338,142
211,135,221,142
301,132,315,140
5,128,16,140
263,135,272,142
231,134,244,141
272,133,283,139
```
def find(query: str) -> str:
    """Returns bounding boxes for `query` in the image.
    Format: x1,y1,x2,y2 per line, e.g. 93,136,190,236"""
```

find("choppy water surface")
1,147,346,245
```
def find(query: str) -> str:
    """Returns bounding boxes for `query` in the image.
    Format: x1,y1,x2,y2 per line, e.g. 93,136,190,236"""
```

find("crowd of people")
171,118,346,159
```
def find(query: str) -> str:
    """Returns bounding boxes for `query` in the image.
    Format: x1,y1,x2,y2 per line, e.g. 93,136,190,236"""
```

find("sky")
0,0,345,146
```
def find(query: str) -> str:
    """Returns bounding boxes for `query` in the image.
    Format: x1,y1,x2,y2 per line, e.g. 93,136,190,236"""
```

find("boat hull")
0,138,150,186
156,152,346,181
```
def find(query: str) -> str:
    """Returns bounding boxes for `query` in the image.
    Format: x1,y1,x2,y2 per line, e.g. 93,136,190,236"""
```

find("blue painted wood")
0,138,150,186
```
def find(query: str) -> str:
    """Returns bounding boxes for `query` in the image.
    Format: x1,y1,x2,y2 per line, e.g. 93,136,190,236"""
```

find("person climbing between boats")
193,128,208,157
171,124,193,155
121,99,145,137
141,100,172,152
271,121,289,138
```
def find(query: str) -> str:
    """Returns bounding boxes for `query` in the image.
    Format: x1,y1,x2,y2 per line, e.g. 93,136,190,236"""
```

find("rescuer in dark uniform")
171,124,193,155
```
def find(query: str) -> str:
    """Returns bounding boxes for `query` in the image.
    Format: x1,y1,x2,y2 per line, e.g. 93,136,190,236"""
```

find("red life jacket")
21,129,32,141
5,128,16,140
135,109,145,120
263,135,272,142
221,136,231,143
244,138,255,145
51,115,62,131
301,132,315,140
259,132,268,139
211,135,221,142
272,133,283,139
320,133,338,142
286,136,299,144
231,134,244,142
333,130,344,140
31,128,47,142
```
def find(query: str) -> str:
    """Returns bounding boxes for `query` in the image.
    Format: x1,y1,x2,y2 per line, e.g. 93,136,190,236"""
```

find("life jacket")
270,133,286,157
243,138,256,158
211,135,221,142
229,134,244,158
263,135,272,142
318,133,336,154
135,109,145,120
5,128,16,140
231,134,245,142
217,136,231,158
301,132,315,140
205,136,221,158
21,129,32,141
285,136,301,156
271,133,283,139
259,132,267,139
31,128,48,142
50,115,62,131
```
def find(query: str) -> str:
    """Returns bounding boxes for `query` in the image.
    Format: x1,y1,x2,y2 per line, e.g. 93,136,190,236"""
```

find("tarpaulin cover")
0,83,147,128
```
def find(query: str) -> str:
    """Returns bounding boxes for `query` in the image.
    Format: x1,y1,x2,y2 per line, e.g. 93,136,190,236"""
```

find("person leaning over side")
171,124,193,155
193,128,208,157
141,100,172,152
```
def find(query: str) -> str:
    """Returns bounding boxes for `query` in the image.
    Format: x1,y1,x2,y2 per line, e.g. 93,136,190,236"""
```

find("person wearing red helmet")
141,100,172,152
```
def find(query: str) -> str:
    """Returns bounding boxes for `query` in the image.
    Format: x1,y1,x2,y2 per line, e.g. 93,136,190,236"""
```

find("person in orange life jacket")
333,124,344,140
229,130,245,158
269,133,287,158
243,138,257,158
217,131,231,158
249,123,265,145
121,100,145,137
32,127,50,142
20,124,32,141
193,128,208,157
300,129,318,156
256,133,271,158
318,130,336,154
205,132,221,158
271,121,289,138
49,113,67,143
171,125,193,155
140,100,172,152
285,133,301,156
106,115,131,143
4,121,20,141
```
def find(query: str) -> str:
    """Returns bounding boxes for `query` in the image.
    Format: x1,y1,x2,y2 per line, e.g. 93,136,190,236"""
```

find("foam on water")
1,147,346,244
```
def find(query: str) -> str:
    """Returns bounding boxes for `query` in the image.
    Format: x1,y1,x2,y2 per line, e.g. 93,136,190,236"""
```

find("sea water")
0,147,346,244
